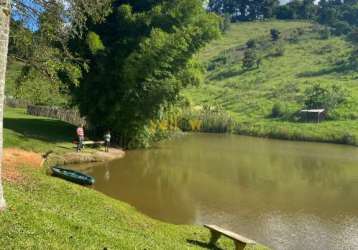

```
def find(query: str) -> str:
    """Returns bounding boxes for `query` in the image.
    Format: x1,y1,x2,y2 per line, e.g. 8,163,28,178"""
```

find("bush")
207,55,228,71
270,29,281,41
271,102,285,118
178,106,236,133
303,84,348,115
332,21,352,36
320,27,331,39
348,28,358,44
242,49,259,70
270,45,285,57
341,133,357,145
246,39,257,49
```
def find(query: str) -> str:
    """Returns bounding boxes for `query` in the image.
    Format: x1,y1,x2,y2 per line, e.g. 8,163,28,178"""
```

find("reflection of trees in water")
292,155,341,186
105,149,197,224
91,134,358,222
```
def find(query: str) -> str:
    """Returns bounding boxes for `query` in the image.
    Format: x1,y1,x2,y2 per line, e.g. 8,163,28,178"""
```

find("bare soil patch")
3,148,43,182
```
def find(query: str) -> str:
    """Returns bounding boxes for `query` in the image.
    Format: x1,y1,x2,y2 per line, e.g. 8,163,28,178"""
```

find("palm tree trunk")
0,0,11,211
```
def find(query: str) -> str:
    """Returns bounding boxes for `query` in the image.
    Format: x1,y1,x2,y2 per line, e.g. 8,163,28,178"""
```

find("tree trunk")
0,0,11,211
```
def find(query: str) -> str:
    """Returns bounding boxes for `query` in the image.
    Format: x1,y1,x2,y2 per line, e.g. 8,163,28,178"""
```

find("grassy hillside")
184,20,358,145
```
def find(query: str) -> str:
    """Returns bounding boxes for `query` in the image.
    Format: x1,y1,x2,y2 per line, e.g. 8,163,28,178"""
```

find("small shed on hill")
300,109,325,123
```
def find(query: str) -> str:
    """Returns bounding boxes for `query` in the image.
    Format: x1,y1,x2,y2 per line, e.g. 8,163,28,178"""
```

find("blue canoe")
51,166,95,186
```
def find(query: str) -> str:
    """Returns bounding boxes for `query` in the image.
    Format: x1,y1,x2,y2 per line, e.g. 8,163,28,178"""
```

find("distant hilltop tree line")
208,0,279,21
208,0,358,34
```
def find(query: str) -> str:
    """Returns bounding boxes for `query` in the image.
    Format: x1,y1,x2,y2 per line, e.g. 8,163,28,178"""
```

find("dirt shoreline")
3,148,126,182
44,148,126,166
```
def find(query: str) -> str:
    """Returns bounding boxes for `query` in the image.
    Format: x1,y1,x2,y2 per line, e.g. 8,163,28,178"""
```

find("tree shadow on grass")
4,117,76,143
297,61,358,78
186,239,224,250
209,68,244,81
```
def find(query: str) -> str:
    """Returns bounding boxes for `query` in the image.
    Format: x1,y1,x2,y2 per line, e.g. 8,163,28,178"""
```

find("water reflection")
74,134,358,250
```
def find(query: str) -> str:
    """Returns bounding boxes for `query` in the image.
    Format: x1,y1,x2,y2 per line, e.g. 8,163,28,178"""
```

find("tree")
348,28,358,64
207,0,278,21
71,0,221,148
275,0,317,20
242,49,258,70
300,0,316,19
0,0,112,211
304,84,347,112
0,0,10,211
332,21,352,35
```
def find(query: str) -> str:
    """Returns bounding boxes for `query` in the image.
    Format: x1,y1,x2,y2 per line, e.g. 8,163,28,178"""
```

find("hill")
183,20,358,145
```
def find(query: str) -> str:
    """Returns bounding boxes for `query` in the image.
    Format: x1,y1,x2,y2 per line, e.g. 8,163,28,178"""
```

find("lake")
74,134,358,250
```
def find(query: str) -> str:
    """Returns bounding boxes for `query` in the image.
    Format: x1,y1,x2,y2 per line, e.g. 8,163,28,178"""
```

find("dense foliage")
7,0,112,106
208,0,358,36
70,0,220,147
275,0,358,36
275,0,316,20
207,0,279,21
304,84,348,112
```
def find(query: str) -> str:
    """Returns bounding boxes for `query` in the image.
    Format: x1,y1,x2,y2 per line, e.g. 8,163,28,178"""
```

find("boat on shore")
51,166,95,186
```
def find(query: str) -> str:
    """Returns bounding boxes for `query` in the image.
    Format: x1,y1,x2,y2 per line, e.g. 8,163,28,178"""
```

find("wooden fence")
27,105,86,126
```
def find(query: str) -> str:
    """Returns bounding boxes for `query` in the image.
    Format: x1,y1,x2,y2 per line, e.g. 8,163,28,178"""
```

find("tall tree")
0,0,11,211
72,0,221,148
0,0,112,211
208,0,278,21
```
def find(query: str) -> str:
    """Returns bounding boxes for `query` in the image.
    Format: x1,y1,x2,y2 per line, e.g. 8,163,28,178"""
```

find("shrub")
246,39,257,49
320,27,331,39
271,45,285,57
271,102,285,118
348,28,358,44
270,29,281,41
178,106,236,133
242,49,259,70
208,55,228,71
341,133,357,145
303,84,348,115
296,28,305,36
332,21,352,36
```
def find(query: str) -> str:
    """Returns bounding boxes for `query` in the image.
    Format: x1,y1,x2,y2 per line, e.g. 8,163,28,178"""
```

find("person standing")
76,124,85,152
104,130,111,152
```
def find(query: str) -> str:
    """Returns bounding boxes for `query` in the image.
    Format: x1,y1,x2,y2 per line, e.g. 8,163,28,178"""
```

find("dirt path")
2,148,43,182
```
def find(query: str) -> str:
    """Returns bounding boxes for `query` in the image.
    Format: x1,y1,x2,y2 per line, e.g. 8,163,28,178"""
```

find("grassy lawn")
4,107,78,153
184,20,358,145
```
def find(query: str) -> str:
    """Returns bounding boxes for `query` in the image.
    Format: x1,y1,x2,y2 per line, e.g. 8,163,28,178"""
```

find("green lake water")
74,133,358,250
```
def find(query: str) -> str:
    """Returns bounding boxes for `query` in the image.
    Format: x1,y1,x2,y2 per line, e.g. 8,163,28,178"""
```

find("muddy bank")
45,148,125,166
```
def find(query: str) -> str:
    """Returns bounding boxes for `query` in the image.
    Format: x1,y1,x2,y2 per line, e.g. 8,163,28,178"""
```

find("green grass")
1,107,269,249
4,107,76,153
184,20,358,145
